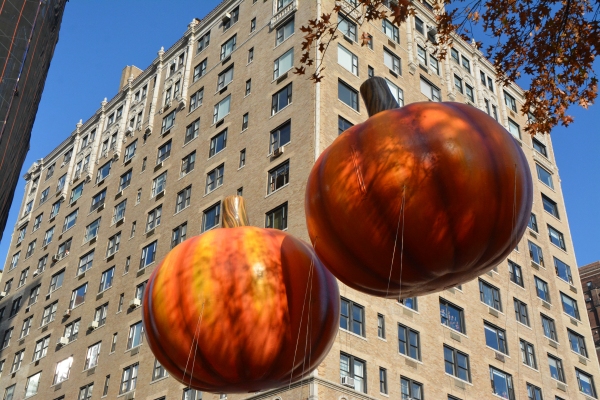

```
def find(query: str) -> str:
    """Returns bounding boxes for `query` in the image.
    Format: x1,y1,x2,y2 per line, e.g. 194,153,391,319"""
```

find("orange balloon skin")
142,227,340,393
305,102,533,298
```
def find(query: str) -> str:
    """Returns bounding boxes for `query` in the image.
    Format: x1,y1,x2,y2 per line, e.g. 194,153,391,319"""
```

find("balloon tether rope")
386,185,406,300
183,299,205,389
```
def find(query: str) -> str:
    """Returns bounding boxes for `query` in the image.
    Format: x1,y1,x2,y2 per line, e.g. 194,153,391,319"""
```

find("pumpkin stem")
360,77,400,117
222,195,250,228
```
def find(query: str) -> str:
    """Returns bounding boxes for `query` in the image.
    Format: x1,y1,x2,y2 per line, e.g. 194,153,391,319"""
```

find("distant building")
579,261,600,359
1,1,599,400
0,0,67,241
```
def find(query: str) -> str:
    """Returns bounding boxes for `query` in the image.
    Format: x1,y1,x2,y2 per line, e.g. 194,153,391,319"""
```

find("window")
529,213,539,232
514,298,529,326
340,298,364,336
206,164,225,194
140,241,158,269
70,182,85,203
183,388,202,400
151,172,167,197
539,194,559,219
532,138,547,157
18,268,29,288
24,372,41,398
338,80,359,111
50,200,61,219
134,281,147,301
384,48,401,74
479,280,501,310
484,322,507,354
113,200,126,223
420,76,441,101
127,322,144,349
242,112,249,131
78,383,94,400
3,385,15,400
379,367,387,394
561,292,580,319
176,186,192,212
272,83,293,115
53,356,73,384
504,91,517,112
270,120,291,153
3,279,11,294
490,367,514,399
548,225,566,250
106,232,121,257
508,260,523,286
223,6,239,30
268,161,289,193
567,329,588,357
84,342,101,370
338,116,353,135
526,383,542,400
554,257,572,284
193,58,208,81
548,354,565,382
465,84,475,102
111,332,118,352
146,206,162,231
401,376,423,399
120,363,139,394
399,297,418,310
197,31,210,53
213,95,231,123
11,350,24,373
26,240,36,258
398,324,420,360
130,221,136,237
162,110,176,134
23,200,33,217
17,226,26,244
368,65,374,77
49,270,64,293
534,276,550,302
338,14,357,41
124,140,137,162
250,17,256,32
69,283,87,308
84,218,100,242
450,48,460,63
508,119,521,139
540,314,558,341
440,298,465,333
97,161,112,183
190,88,204,112
415,16,424,34
90,189,106,212
520,339,537,368
28,284,40,306
248,47,254,63
39,187,49,204
276,17,294,45
1,328,12,348
338,44,358,75
340,353,366,392
220,34,237,60
32,335,50,361
33,214,42,231
172,223,188,248
157,140,172,164
576,369,597,397
209,129,227,157
265,202,288,230
382,19,399,42
103,375,111,396
244,79,251,96
454,74,463,93
528,241,544,266
143,359,167,384
185,119,200,144
377,314,385,338
237,149,246,169
64,319,80,342
8,252,19,271
461,56,471,73
444,345,470,381
99,267,115,292
116,171,132,194
202,202,221,232
9,297,21,317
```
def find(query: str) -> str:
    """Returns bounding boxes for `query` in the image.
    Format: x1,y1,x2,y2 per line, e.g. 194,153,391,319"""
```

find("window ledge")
485,345,510,358
338,99,361,115
441,324,468,339
377,336,387,342
150,376,169,385
265,183,289,199
203,184,223,198
444,373,473,386
549,241,568,254
339,328,367,341
182,136,199,149
124,344,143,354
521,363,539,373
274,32,295,50
516,320,532,330
270,103,293,119
173,205,191,217
396,303,419,314
398,352,423,365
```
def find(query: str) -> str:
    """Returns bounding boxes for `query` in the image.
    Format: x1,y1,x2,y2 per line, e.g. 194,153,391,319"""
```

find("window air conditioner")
222,12,231,22
273,146,285,157
87,321,99,330
57,337,69,346
341,376,355,387
129,298,141,309
0,291,6,299
63,309,71,317
427,27,438,44
126,126,134,134
85,174,92,183
33,270,39,277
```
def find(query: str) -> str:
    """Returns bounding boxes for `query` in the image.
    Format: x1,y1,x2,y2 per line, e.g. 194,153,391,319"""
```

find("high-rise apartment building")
579,261,600,364
0,0,598,399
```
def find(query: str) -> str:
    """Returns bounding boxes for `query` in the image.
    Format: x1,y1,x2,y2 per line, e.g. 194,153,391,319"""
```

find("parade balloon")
143,196,340,393
305,77,533,298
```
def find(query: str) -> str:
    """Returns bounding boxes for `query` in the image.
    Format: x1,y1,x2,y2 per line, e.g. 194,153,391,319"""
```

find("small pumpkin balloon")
305,77,533,298
143,196,340,393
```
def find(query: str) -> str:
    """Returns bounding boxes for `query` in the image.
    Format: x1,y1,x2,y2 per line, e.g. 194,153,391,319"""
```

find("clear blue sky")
1,1,598,268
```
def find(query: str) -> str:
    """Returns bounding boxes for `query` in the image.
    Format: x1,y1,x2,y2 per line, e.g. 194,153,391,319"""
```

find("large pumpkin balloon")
143,196,339,393
306,77,533,298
